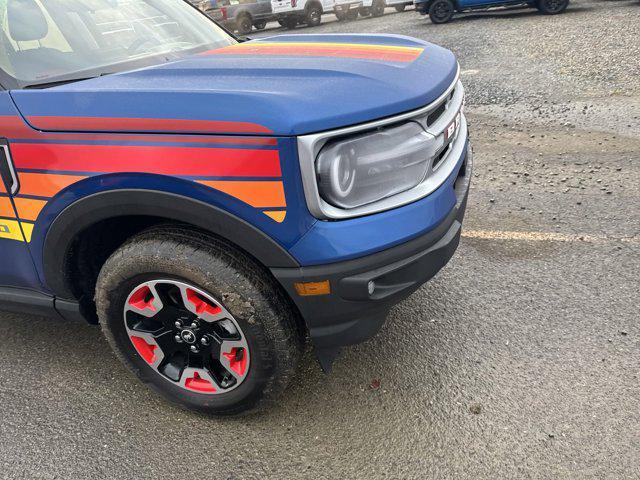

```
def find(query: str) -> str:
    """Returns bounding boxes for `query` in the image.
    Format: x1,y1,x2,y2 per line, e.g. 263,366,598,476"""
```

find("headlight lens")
315,122,433,209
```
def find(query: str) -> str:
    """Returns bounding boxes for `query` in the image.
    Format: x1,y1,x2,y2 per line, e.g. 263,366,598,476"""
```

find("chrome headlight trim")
297,67,464,220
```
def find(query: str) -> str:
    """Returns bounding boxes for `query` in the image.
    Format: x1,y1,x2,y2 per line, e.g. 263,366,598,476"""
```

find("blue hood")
11,34,458,136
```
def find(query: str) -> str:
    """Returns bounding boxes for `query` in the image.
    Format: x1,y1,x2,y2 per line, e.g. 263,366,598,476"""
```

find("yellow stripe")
21,222,34,243
0,219,26,242
230,42,424,53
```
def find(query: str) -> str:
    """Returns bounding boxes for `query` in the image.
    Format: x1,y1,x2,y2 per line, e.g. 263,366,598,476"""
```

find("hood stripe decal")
205,42,424,63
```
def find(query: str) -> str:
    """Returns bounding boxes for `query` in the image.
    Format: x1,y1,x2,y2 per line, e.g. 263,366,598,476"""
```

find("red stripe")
0,116,277,145
69,134,278,146
12,143,281,177
0,116,40,139
27,116,272,134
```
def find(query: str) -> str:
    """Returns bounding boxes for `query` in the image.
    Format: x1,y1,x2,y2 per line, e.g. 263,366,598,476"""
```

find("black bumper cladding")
272,143,472,369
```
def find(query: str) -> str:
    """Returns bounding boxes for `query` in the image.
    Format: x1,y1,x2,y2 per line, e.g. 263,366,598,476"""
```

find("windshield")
0,0,235,87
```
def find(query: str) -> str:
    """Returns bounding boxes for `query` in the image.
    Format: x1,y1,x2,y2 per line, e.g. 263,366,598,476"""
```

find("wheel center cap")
180,329,196,344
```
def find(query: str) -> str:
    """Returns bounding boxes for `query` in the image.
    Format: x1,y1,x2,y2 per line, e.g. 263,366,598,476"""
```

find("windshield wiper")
24,73,109,89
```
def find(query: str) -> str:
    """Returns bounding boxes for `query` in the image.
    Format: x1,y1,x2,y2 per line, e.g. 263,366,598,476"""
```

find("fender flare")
43,189,299,299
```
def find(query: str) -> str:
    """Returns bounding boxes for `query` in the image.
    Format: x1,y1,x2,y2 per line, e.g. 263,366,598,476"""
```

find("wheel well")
306,0,323,12
429,0,457,7
65,215,165,321
236,10,252,21
64,216,299,325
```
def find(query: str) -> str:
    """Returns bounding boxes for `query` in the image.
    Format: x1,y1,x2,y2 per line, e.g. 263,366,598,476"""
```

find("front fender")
37,174,304,298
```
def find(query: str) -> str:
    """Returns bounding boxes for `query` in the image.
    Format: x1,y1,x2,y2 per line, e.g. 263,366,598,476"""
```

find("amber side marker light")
294,280,331,296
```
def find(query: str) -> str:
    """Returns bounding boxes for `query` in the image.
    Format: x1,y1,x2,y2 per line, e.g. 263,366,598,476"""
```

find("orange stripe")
0,196,15,218
263,210,286,223
197,180,286,208
14,197,47,221
18,173,86,198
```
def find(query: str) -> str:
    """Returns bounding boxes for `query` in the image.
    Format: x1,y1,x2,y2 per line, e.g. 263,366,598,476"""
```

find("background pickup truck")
203,0,275,33
271,0,335,28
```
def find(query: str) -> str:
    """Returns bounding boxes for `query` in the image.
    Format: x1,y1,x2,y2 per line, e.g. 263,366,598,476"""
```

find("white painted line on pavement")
462,230,638,244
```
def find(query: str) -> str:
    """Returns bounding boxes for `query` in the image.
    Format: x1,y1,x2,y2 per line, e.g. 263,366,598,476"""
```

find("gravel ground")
1,1,639,479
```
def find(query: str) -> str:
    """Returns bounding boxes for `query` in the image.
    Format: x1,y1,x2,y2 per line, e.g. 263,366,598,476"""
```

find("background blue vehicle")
414,0,569,23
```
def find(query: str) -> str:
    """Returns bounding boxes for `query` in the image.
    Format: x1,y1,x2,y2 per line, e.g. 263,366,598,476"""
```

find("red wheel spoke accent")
185,371,217,393
186,289,222,317
130,335,158,364
128,285,156,312
125,280,249,395
222,347,248,377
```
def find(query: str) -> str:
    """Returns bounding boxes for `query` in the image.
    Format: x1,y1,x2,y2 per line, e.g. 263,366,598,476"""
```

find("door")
0,139,41,289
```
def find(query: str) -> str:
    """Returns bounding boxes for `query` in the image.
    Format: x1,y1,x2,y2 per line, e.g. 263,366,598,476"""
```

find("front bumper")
272,142,472,365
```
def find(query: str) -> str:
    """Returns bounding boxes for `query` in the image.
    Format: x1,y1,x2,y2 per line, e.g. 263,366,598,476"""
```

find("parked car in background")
205,0,275,33
359,0,412,16
193,0,225,21
415,0,569,23
271,0,334,28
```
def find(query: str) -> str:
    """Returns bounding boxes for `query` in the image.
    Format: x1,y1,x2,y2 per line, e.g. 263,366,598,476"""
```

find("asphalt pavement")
0,1,638,478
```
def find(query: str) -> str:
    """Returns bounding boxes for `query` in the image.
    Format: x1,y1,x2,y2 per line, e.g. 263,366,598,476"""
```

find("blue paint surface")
289,142,468,265
10,35,457,136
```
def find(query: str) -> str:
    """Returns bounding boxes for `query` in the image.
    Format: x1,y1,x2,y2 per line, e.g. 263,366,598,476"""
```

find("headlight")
315,122,434,209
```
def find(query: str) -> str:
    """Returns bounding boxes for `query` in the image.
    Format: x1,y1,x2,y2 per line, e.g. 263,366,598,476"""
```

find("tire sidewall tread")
96,226,304,415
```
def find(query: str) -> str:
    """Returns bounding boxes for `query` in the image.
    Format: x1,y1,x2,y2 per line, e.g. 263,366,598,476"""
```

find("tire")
371,0,385,16
536,0,569,14
253,20,267,29
395,3,406,11
334,9,347,20
359,6,371,16
281,15,299,29
305,4,322,26
236,14,253,34
277,19,286,26
96,226,304,415
345,7,359,19
428,0,454,23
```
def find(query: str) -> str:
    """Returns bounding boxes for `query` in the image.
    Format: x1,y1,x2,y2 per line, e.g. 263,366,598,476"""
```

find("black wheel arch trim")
43,189,299,299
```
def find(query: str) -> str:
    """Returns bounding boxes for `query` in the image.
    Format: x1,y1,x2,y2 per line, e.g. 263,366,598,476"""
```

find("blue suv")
415,0,569,23
0,0,470,414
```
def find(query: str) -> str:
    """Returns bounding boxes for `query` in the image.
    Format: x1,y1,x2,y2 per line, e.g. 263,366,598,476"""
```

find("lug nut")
200,336,210,346
174,334,182,343
190,321,199,329
190,345,199,353
174,321,182,328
